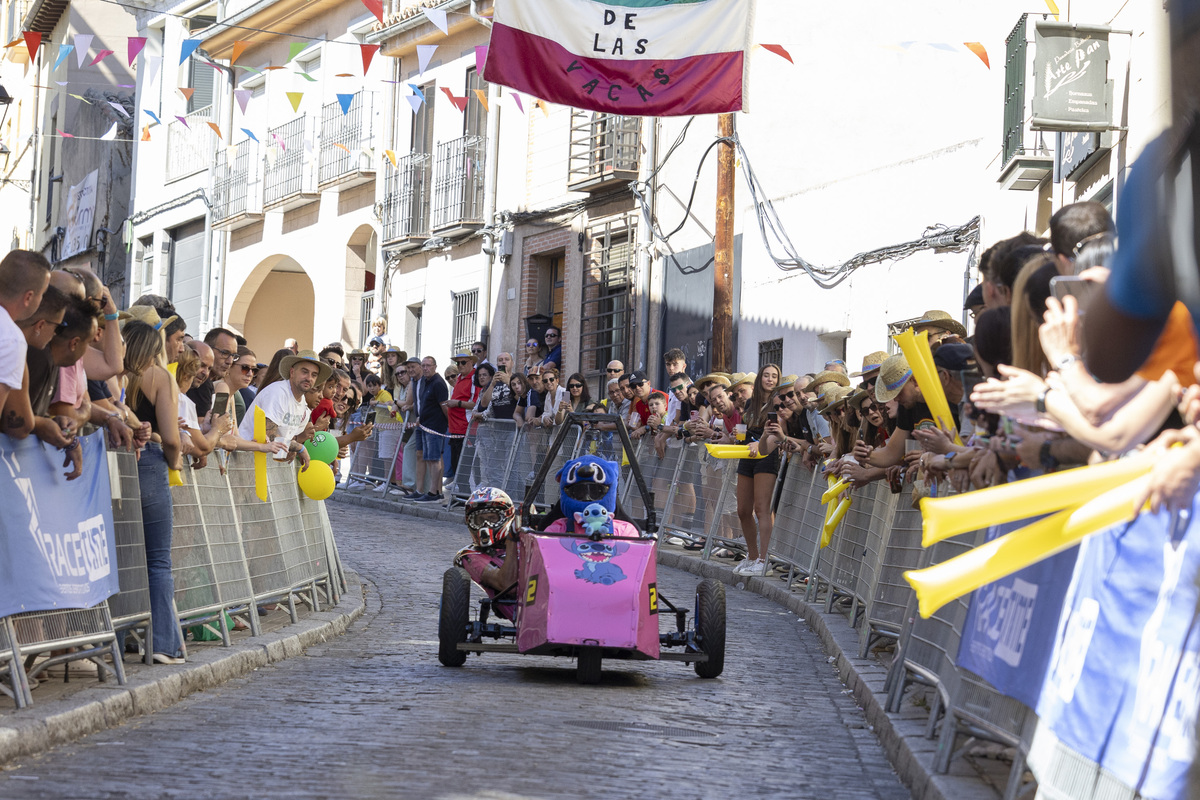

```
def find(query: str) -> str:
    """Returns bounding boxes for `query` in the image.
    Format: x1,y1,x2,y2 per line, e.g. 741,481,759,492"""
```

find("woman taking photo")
509,373,533,429
735,363,780,576
123,320,187,664
554,372,591,425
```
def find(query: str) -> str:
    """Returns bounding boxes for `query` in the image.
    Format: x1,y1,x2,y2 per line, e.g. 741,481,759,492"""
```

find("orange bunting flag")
286,91,303,113
535,99,549,118
179,87,195,102
759,43,793,64
3,38,21,49
141,124,151,141
23,32,41,61
384,149,398,167
333,142,350,153
360,43,379,75
964,42,990,69
474,89,489,111
207,121,222,137
231,40,249,65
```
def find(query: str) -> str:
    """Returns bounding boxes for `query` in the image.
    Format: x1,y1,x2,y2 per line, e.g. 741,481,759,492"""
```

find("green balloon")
304,432,339,464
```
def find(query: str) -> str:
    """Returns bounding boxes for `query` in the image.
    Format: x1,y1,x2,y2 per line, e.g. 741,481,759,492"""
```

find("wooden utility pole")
712,113,735,373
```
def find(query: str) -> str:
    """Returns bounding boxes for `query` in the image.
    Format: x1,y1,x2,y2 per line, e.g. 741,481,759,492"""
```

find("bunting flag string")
474,89,488,112
74,34,92,68
336,93,353,115
416,44,437,75
23,32,41,61
360,43,378,75
88,49,113,67
179,38,200,64
285,91,303,113
52,44,73,72
424,7,449,36
206,121,222,138
759,44,792,64
127,36,146,66
234,88,251,114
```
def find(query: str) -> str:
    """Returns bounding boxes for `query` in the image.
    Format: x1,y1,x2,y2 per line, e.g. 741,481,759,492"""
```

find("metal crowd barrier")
449,418,519,503
2,440,344,709
345,421,405,493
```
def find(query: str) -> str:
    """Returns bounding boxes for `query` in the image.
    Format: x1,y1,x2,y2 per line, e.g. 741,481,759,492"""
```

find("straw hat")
850,351,888,378
915,310,968,338
121,305,176,331
732,371,756,388
696,372,731,390
818,385,853,413
778,374,799,389
847,388,874,411
278,349,333,384
874,354,913,403
810,370,850,392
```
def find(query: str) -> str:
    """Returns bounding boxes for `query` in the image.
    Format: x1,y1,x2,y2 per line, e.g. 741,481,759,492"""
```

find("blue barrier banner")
1036,501,1200,800
0,431,120,618
956,517,1078,708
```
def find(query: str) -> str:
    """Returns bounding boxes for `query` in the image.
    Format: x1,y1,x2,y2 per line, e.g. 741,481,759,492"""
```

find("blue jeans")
138,443,184,658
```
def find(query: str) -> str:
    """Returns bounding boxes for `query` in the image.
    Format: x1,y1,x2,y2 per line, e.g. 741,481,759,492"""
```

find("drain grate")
565,720,717,739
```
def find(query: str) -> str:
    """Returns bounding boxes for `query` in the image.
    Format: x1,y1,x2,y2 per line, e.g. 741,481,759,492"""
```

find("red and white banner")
483,0,755,117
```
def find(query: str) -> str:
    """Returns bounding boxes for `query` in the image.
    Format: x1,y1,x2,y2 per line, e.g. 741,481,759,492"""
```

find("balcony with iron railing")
431,134,485,235
212,139,263,229
166,105,213,183
263,115,316,210
381,152,431,250
567,111,640,192
318,90,377,188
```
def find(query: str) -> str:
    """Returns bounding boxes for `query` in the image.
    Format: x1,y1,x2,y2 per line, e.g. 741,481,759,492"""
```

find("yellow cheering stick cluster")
704,443,767,459
904,452,1155,617
820,471,851,547
892,328,962,445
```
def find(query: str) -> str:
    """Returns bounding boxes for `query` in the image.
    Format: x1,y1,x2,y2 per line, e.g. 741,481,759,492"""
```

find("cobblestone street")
1,502,910,800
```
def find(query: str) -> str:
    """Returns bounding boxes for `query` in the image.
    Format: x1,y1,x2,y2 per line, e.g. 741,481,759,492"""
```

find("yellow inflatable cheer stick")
704,443,767,460
821,496,851,548
168,468,184,487
821,477,849,505
893,328,962,446
905,475,1151,617
918,451,1153,547
253,406,269,502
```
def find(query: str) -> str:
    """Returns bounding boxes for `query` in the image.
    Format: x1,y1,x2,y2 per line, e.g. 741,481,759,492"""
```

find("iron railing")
451,288,478,354
263,116,311,207
381,152,431,244
432,134,486,231
568,111,640,189
165,105,213,183
318,90,376,185
213,140,254,223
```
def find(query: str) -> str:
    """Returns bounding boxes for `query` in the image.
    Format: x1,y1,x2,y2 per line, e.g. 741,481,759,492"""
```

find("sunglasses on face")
606,368,621,374
567,383,583,389
670,384,687,393
772,403,784,410
238,364,255,374
779,390,795,400
471,348,484,354
545,332,559,338
544,376,557,382
526,342,539,348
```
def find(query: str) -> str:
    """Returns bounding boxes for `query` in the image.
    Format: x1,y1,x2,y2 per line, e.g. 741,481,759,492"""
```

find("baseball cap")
627,370,649,386
932,342,975,372
369,335,385,346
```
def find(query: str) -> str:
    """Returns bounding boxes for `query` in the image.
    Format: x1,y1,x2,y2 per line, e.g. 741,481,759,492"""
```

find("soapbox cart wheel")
438,567,471,667
577,647,603,685
694,578,726,679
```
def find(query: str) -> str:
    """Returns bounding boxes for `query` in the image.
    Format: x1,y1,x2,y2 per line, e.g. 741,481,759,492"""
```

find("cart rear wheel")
694,578,726,678
438,567,471,667
576,647,602,684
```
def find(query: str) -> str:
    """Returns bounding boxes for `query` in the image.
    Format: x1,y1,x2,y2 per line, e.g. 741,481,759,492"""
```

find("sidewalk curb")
657,550,996,800
0,571,366,768
330,489,463,524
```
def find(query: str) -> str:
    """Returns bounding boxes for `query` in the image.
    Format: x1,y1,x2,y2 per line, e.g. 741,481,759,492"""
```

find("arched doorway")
228,255,316,354
343,224,378,347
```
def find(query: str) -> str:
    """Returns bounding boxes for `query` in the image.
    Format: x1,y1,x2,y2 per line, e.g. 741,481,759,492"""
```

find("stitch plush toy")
576,502,614,539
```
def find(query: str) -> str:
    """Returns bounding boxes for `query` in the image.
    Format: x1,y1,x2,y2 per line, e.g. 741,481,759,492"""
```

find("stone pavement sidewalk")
0,572,364,767
330,488,1016,800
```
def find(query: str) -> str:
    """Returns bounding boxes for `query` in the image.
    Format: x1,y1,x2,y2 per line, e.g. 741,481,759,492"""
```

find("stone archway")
228,254,316,354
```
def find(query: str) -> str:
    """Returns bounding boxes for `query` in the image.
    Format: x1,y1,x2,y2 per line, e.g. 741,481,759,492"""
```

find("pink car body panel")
517,523,659,659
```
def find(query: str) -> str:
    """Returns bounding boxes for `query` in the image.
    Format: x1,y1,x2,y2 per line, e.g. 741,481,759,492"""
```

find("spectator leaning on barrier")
472,362,497,416
537,368,567,428
3,284,68,442
509,372,532,429
704,376,740,441
191,327,239,418
411,355,450,502
0,250,52,414
854,354,919,471
446,352,478,475
27,298,100,479
524,369,546,424
239,350,325,467
626,370,655,437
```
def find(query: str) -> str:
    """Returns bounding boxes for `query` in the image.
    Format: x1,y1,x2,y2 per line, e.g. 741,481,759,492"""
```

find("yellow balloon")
297,460,336,501
917,452,1153,547
905,477,1148,618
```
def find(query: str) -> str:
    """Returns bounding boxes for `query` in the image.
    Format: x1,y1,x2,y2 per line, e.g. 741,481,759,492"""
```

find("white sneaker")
667,536,685,546
373,483,389,493
733,558,755,575
741,559,766,576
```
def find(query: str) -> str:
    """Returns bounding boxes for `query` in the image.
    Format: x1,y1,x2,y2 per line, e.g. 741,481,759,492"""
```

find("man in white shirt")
240,349,329,466
0,250,52,413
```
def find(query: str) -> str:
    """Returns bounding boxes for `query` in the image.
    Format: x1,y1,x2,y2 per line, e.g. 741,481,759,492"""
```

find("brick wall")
516,225,574,368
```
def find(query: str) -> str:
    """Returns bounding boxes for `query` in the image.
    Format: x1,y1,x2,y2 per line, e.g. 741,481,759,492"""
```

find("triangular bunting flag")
384,149,397,167
74,34,92,67
407,83,422,94
759,44,792,64
336,73,354,78
52,44,73,72
234,88,251,114
272,133,286,152
536,99,549,117
241,128,259,143
332,142,350,154
207,121,222,138
179,87,195,102
360,43,378,75
475,45,488,75
231,40,249,65
963,42,990,69
337,93,353,115
3,38,19,48
405,94,423,114
474,89,489,112
23,32,41,61
225,143,239,161
360,0,383,24
127,36,146,66
287,42,306,63
100,121,118,141
68,93,92,105
265,146,278,167
144,109,161,125
58,130,74,138
88,49,113,67
239,66,263,74
143,55,162,89
416,44,437,75
440,86,467,112
511,93,524,113
424,7,448,35
175,115,190,128
108,101,130,117
179,39,201,64
295,72,317,82
286,91,303,113
141,125,151,141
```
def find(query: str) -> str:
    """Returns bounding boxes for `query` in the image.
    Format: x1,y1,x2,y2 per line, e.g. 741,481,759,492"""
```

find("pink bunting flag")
475,45,488,75
175,115,190,128
272,132,286,152
234,89,250,114
127,36,146,66
88,49,114,67
74,33,92,68
58,129,74,138
511,92,524,113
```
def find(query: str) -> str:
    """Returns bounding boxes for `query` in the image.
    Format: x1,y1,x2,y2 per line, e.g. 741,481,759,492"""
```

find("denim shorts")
415,427,446,461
